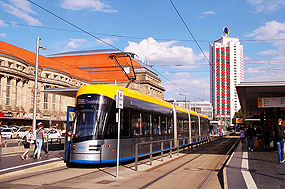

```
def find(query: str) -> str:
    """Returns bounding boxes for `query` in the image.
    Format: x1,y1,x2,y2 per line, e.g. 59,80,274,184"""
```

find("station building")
0,41,165,127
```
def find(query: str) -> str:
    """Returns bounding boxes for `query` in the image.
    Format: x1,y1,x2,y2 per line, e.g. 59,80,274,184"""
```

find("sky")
0,0,284,102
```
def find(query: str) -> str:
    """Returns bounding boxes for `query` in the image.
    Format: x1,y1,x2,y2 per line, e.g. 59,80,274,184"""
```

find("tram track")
0,137,238,189
0,163,113,188
196,138,239,189
139,138,237,189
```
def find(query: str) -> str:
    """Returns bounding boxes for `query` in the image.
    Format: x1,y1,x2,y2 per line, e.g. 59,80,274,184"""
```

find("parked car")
16,127,29,139
1,128,17,138
0,125,8,130
46,129,61,141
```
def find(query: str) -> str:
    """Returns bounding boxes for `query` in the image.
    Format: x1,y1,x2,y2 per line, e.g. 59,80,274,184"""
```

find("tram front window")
74,95,112,142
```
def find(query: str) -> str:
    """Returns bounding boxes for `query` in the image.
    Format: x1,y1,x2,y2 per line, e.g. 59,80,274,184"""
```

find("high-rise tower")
210,36,244,124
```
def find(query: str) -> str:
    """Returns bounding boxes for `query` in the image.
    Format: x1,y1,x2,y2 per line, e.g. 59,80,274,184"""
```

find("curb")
0,160,66,179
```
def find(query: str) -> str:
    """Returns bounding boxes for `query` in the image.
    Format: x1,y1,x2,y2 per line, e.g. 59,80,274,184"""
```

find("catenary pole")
32,37,40,135
32,37,45,135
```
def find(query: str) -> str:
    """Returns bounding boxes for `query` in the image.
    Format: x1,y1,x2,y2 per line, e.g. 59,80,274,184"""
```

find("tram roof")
77,84,208,118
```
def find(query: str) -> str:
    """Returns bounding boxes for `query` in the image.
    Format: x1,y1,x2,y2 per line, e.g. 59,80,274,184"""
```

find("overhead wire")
150,66,203,100
1,21,284,43
26,0,204,101
169,0,210,65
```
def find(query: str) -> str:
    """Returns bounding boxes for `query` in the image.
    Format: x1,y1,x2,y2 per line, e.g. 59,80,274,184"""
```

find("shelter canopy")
236,81,285,118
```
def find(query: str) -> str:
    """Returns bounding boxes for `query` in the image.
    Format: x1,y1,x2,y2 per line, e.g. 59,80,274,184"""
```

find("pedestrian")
246,123,256,151
33,122,47,160
33,136,49,157
240,127,246,147
21,127,33,160
274,118,285,163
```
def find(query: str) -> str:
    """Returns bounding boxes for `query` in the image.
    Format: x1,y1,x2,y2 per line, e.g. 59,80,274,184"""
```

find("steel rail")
139,138,234,189
196,138,240,189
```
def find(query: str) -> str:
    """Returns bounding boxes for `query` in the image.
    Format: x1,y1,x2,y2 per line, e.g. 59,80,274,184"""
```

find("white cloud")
0,19,7,27
201,11,215,15
0,1,41,26
248,0,285,12
163,74,210,101
124,38,203,67
246,68,285,81
9,0,35,14
96,37,117,46
0,33,7,38
60,0,117,13
247,21,285,59
66,39,87,49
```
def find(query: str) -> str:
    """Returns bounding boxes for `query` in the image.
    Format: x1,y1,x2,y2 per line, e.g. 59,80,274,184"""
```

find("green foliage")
232,109,243,124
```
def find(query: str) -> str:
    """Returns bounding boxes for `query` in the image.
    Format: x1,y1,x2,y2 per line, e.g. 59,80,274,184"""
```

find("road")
0,137,238,189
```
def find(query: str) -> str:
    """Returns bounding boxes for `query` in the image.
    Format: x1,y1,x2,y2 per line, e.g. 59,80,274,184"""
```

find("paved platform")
226,141,285,189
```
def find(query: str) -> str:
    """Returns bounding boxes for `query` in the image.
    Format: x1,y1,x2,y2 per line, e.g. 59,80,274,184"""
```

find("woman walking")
21,127,33,160
33,122,47,160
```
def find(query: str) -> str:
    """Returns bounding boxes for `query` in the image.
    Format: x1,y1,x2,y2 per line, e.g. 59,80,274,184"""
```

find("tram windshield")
74,94,113,141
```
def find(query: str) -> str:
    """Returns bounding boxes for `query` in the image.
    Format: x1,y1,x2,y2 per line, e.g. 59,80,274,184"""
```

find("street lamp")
179,93,187,109
32,36,46,135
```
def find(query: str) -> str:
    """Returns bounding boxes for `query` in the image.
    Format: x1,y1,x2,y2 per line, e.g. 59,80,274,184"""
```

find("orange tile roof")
0,41,141,82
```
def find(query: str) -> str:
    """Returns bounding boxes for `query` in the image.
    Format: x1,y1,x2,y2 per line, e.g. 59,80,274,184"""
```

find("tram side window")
104,103,117,139
167,117,173,135
191,121,196,136
152,114,159,135
161,116,167,135
121,109,130,137
183,120,189,134
142,113,151,135
131,111,141,136
178,119,183,135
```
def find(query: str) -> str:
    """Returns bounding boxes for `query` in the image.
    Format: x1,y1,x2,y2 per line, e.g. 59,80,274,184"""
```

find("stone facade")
0,52,165,126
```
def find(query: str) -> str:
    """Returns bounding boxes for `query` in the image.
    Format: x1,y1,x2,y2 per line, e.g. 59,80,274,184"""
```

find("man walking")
246,123,256,151
274,118,285,163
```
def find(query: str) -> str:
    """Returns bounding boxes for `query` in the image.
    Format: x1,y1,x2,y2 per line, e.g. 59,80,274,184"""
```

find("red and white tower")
210,36,244,124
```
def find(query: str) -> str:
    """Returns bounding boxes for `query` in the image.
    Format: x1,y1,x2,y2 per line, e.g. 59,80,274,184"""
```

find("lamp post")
179,93,187,109
32,37,45,135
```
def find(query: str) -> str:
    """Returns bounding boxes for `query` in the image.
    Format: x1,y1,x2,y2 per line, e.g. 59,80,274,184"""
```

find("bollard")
150,143,153,166
188,138,190,150
177,139,179,156
183,138,185,151
135,143,138,171
161,141,163,162
5,141,8,148
170,140,172,158
47,135,49,152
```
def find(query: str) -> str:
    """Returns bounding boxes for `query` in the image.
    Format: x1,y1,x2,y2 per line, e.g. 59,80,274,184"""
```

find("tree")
232,109,243,124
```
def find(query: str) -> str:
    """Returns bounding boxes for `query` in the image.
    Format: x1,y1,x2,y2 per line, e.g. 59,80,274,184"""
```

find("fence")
134,136,218,171
1,137,65,148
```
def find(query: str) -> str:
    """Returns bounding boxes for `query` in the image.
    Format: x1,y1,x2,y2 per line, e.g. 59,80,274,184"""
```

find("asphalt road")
0,137,238,189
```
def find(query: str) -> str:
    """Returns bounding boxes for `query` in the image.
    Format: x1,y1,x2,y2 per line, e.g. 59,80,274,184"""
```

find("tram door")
65,106,76,163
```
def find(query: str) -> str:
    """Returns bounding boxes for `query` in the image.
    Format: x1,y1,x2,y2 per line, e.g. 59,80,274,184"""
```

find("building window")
6,78,11,105
59,95,62,111
15,81,18,106
44,86,49,109
52,94,56,110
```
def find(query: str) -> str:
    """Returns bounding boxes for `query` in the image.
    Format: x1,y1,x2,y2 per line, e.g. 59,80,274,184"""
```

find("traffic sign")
116,90,124,109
